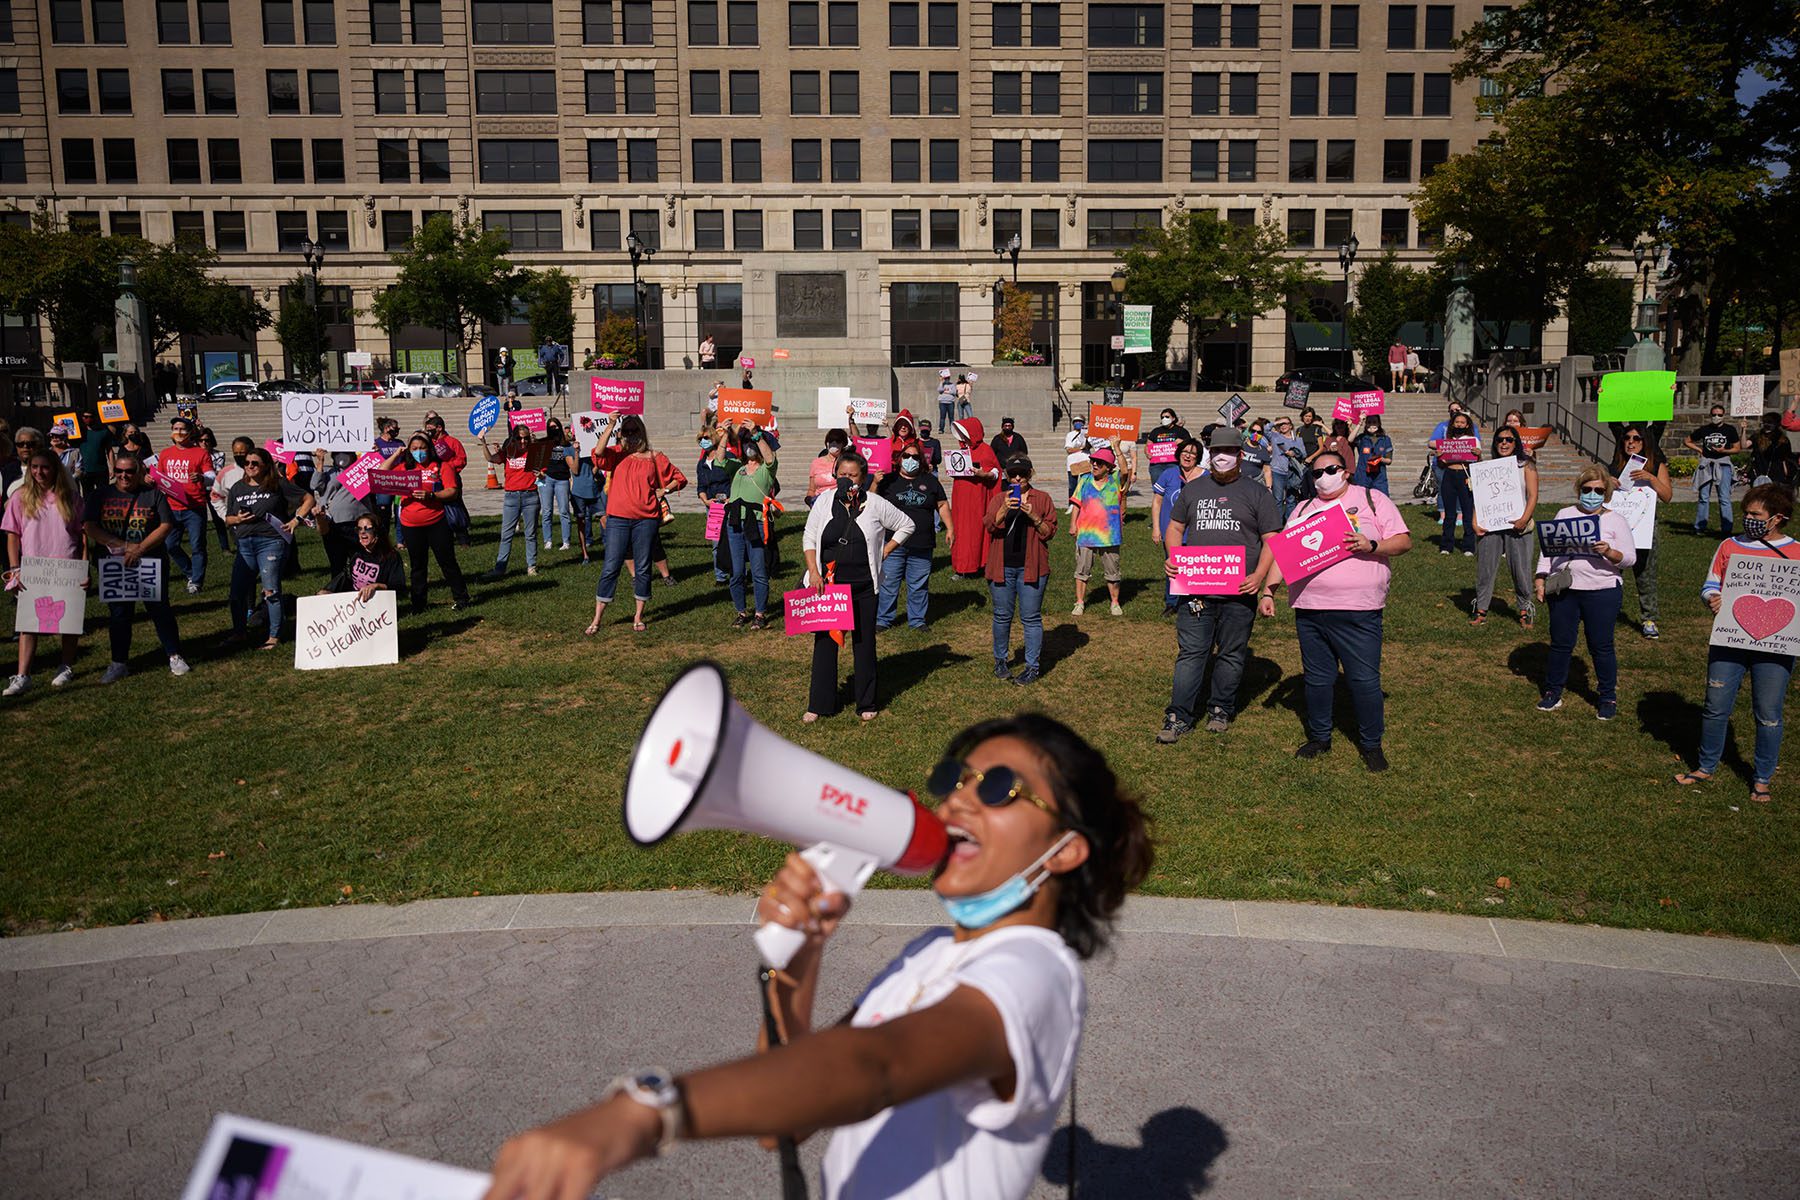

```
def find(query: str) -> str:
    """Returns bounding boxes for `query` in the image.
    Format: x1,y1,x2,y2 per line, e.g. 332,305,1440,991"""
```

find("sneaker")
2,674,29,697
185,579,202,595
1294,739,1332,759
1070,602,1085,616
1109,603,1123,616
450,599,471,612
1439,548,1451,555
994,661,1010,680
1462,550,1474,557
1536,690,1563,712
1360,745,1390,773
100,662,130,684
559,542,571,551
1640,620,1660,640
168,654,191,677
543,540,553,550
1008,666,1040,686
1469,609,1487,627
1156,715,1193,744
1203,710,1231,734
526,566,539,576
1596,699,1618,721
50,666,74,687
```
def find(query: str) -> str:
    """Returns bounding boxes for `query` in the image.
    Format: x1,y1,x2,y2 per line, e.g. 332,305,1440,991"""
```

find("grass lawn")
3,499,1796,944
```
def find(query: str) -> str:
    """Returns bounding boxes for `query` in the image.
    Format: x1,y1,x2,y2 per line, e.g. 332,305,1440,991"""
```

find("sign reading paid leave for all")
1168,546,1246,596
1710,554,1800,657
1086,405,1141,442
13,556,86,635
784,585,856,635
281,393,374,452
295,591,399,671
1537,514,1601,557
1269,506,1355,582
98,556,163,602
718,388,774,424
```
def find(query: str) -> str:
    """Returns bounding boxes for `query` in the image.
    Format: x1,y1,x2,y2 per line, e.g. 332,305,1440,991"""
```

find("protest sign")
295,591,399,671
97,556,163,602
1122,305,1153,353
1468,457,1525,529
1597,371,1676,422
1435,436,1481,463
146,465,189,505
1331,396,1354,423
1147,440,1178,465
367,468,423,496
98,399,128,423
1168,546,1246,596
344,350,373,369
175,400,200,424
1350,389,1386,419
852,436,893,473
1782,347,1800,398
784,585,856,635
1218,394,1250,423
705,501,725,541
816,386,851,429
1270,506,1356,582
591,377,646,414
1087,405,1142,443
52,411,82,439
1519,426,1552,452
740,355,756,370
1536,514,1601,557
180,1113,489,1200
13,556,86,635
508,407,547,434
1283,379,1310,410
1608,486,1657,551
773,348,790,360
468,394,501,437
1709,554,1800,656
1730,374,1766,418
571,410,609,453
265,512,295,543
718,387,774,424
281,393,374,451
263,438,296,465
849,396,886,425
337,451,384,500
945,448,974,477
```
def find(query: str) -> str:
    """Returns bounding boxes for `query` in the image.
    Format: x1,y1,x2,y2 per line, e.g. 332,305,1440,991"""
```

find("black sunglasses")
1310,465,1345,479
927,759,1055,818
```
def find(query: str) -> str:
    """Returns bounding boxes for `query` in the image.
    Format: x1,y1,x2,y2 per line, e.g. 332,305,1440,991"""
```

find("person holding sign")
1067,447,1124,617
320,514,405,603
1677,485,1799,800
310,451,376,580
1432,411,1481,555
1157,428,1281,740
721,434,780,630
1151,439,1208,615
482,423,545,579
1268,449,1412,770
539,418,575,553
1471,427,1541,628
801,450,913,720
1532,467,1635,719
3,448,86,695
222,447,316,651
84,451,190,682
1351,415,1394,497
385,434,473,615
1609,425,1673,639
588,416,688,634
950,419,1001,578
986,456,1060,685
1683,404,1742,536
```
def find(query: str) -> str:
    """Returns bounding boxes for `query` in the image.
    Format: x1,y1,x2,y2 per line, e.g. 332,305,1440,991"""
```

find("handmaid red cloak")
950,417,1001,575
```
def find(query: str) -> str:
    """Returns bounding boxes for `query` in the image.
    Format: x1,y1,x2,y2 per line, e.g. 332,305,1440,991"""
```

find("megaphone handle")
753,842,880,970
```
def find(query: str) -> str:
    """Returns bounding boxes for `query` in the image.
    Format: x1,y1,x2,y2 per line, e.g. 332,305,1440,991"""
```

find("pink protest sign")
263,439,296,465
740,355,755,370
338,451,386,500
1331,396,1354,423
1147,440,1179,465
591,377,645,414
853,436,893,472
705,501,725,541
1169,546,1246,596
1351,389,1386,418
509,407,548,433
367,468,423,496
145,466,187,504
1435,436,1481,463
784,585,856,635
1270,505,1356,583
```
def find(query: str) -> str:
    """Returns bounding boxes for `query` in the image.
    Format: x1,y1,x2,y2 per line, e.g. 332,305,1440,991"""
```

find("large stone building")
0,0,1543,390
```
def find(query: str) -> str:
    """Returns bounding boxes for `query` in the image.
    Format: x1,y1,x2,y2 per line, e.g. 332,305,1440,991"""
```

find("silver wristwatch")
604,1068,686,1154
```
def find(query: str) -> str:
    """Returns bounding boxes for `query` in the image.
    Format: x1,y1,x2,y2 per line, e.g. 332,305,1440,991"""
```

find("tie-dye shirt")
1070,473,1121,548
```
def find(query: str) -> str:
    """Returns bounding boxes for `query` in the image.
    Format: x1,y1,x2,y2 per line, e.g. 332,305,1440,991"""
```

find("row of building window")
15,2,1481,54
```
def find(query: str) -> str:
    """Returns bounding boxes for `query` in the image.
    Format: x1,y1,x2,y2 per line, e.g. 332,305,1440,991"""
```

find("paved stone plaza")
3,893,1796,1198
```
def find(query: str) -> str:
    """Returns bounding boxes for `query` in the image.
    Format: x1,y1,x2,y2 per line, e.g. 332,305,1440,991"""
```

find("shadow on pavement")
1043,1106,1229,1197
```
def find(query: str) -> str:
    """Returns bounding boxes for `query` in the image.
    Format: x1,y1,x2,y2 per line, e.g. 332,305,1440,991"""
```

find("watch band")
605,1069,686,1154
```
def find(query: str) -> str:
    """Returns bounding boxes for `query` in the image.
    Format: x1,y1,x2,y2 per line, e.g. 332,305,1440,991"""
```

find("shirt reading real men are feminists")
1166,473,1282,560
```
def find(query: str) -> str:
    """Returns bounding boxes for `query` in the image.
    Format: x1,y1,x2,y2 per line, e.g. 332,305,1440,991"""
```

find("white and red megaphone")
623,661,947,968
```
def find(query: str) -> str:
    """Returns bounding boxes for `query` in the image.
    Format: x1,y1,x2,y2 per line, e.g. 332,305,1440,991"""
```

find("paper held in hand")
97,556,163,603
785,585,856,635
13,556,86,635
1269,506,1355,583
1709,554,1800,657
1168,546,1245,596
1730,374,1766,418
1608,486,1657,551
1536,514,1601,557
945,447,975,477
1468,457,1525,530
180,1113,487,1200
294,591,400,671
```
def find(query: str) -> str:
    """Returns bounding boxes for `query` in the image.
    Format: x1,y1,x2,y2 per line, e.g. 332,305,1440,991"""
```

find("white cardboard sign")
1468,457,1525,530
1730,374,1766,418
945,448,974,478
97,556,163,603
1709,554,1800,657
816,386,851,429
295,591,400,670
1608,487,1657,551
13,556,86,635
281,392,376,452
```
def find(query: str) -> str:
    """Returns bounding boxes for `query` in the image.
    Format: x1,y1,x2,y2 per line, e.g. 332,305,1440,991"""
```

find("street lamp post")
1337,233,1359,379
1109,267,1127,385
300,238,326,386
1625,239,1666,372
626,230,654,367
996,233,1021,286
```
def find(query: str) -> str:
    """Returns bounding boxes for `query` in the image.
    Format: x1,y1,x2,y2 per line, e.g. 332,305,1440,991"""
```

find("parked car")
1272,366,1377,395
513,376,551,396
387,372,467,399
1129,370,1244,392
256,378,307,399
203,380,261,403
337,379,387,399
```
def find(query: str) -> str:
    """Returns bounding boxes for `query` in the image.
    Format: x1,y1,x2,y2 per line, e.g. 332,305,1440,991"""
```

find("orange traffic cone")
485,461,500,489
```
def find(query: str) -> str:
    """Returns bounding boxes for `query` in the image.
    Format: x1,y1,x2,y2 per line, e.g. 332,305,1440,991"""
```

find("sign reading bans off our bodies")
281,393,375,452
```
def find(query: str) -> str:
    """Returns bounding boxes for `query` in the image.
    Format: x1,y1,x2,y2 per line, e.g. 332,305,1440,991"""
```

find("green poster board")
1122,305,1153,354
1597,371,1676,422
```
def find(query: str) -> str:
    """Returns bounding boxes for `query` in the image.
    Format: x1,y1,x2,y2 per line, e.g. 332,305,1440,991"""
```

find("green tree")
275,276,330,386
1564,268,1635,358
992,287,1035,361
371,215,517,377
1116,211,1322,389
1347,252,1438,378
519,267,576,348
594,311,641,365
0,215,126,367
132,241,270,359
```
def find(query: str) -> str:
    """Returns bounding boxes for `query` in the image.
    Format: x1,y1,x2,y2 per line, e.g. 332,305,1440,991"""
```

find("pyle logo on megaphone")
623,662,947,969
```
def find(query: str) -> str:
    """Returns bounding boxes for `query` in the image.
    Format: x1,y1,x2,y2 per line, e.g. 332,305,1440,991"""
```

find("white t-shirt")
820,926,1085,1200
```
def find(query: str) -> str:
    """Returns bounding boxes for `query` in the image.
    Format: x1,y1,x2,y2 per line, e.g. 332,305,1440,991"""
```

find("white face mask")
1209,452,1238,474
1315,467,1349,496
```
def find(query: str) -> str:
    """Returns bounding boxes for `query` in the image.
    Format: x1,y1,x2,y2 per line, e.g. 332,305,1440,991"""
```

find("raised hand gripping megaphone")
623,662,947,968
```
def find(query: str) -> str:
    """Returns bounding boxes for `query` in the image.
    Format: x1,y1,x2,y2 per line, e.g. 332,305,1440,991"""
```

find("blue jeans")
1271,471,1300,520
877,546,934,628
494,488,541,572
990,567,1046,671
1168,596,1257,723
538,476,571,545
1696,647,1793,781
726,524,769,614
1439,469,1475,552
597,515,654,603
1695,459,1734,529
938,400,954,430
1294,608,1386,749
166,507,208,586
230,533,286,640
1544,585,1622,702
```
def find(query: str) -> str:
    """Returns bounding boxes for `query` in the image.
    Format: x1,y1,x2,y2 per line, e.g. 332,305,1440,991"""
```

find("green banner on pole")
1122,305,1153,354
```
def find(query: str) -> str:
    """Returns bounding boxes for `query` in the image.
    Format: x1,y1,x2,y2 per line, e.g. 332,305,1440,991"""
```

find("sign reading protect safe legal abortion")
591,377,645,414
1709,553,1800,656
1269,506,1356,582
1168,546,1246,596
784,585,856,635
295,591,399,670
281,393,374,452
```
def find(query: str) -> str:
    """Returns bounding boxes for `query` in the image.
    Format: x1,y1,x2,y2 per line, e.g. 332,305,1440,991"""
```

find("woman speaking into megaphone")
482,714,1152,1200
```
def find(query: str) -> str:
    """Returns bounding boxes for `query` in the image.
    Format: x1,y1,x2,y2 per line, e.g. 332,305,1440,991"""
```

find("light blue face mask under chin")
939,831,1077,930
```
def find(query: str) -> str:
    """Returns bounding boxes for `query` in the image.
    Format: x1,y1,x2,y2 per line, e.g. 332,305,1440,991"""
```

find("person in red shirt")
383,433,471,614
423,411,473,548
481,422,544,578
157,417,214,594
586,415,687,633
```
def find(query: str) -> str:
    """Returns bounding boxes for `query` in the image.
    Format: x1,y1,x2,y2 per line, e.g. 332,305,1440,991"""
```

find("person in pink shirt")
1532,466,1636,720
3,449,87,695
1265,447,1413,771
